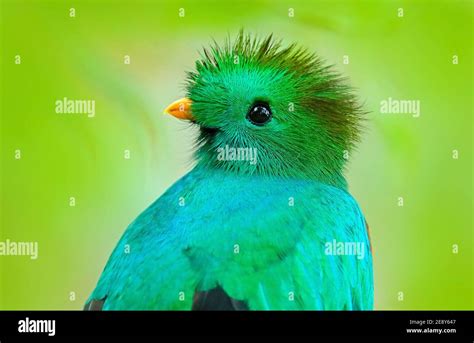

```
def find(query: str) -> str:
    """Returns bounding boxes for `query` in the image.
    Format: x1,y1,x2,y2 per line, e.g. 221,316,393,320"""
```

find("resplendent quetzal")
85,33,373,310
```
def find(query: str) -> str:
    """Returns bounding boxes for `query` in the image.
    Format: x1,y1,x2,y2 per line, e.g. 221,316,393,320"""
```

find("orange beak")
163,97,194,121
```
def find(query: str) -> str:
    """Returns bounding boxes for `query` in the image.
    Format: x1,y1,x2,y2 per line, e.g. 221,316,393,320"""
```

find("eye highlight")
246,101,272,126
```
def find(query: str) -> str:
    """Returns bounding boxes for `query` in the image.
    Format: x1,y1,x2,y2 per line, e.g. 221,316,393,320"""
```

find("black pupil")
247,102,272,126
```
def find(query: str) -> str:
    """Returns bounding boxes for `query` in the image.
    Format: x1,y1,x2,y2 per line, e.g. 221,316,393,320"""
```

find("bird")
84,32,373,310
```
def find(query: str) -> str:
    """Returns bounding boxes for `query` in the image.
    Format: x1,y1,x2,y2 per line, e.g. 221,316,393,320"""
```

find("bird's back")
86,166,373,310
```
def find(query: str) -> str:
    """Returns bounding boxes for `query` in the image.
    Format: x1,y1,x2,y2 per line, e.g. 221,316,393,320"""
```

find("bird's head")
164,33,364,189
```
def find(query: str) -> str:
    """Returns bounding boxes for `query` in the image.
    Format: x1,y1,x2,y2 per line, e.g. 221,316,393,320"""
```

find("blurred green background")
0,0,472,310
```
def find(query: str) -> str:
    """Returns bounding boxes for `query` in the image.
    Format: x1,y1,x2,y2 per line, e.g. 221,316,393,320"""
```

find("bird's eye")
246,101,272,126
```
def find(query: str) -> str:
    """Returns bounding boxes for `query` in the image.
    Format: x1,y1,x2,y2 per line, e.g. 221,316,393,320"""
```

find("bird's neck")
194,157,349,190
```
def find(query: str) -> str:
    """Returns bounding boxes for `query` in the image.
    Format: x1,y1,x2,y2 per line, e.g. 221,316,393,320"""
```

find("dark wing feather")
192,286,248,311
